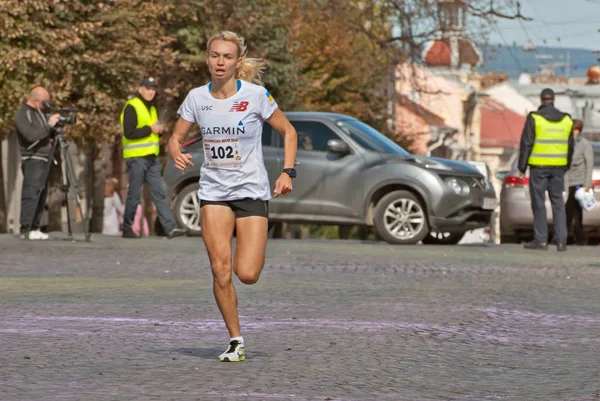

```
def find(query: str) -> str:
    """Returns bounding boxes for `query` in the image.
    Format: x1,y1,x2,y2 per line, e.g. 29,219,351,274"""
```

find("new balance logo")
229,101,249,112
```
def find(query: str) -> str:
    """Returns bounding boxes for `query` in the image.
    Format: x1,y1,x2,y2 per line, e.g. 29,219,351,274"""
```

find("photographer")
14,87,60,240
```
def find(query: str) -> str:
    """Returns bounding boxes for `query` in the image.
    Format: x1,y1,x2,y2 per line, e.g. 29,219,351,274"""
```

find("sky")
488,0,600,50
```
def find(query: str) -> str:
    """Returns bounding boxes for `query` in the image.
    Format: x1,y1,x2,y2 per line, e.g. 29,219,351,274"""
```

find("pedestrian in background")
131,203,150,238
14,87,60,240
102,177,124,236
565,119,594,245
518,88,574,252
119,77,187,239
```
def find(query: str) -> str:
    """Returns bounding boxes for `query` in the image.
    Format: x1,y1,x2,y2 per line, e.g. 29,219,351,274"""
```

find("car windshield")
335,118,410,156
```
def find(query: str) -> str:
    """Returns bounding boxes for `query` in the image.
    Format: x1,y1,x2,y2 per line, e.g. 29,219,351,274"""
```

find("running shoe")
219,340,245,362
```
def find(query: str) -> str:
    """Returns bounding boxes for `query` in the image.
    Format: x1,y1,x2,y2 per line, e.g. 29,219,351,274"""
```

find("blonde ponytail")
206,31,267,86
237,57,267,85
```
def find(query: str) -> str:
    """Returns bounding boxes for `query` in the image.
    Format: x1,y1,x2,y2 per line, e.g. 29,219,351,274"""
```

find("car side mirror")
494,171,509,181
327,139,350,154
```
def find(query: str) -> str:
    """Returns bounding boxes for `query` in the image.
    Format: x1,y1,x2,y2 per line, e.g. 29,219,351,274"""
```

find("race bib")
203,137,243,169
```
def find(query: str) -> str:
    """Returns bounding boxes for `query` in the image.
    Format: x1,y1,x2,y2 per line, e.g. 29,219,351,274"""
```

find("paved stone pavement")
1,233,599,401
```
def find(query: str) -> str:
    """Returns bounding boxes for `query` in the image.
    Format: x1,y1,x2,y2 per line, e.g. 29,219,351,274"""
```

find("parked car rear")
497,142,600,244
163,112,496,245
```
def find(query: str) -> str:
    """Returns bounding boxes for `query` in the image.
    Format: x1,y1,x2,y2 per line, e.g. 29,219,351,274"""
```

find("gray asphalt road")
1,234,599,401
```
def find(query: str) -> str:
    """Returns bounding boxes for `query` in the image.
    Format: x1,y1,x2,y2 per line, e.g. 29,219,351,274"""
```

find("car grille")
464,176,487,190
447,206,493,223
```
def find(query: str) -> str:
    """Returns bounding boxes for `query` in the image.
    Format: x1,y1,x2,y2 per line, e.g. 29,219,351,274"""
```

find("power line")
541,14,600,24
491,22,527,72
501,19,600,29
524,0,562,44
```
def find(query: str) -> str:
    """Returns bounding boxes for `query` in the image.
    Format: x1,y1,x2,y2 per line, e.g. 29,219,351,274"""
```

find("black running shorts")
200,198,269,218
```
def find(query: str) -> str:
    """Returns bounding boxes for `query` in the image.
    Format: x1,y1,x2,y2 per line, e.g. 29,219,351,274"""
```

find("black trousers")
566,186,586,245
20,158,49,232
529,167,567,245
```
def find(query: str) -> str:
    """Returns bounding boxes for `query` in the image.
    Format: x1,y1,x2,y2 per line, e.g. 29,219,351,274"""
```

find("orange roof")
479,98,526,148
397,94,447,128
423,38,481,67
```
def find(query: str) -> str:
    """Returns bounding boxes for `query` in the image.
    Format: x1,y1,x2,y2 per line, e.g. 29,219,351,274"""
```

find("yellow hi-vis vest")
528,113,573,167
120,97,160,159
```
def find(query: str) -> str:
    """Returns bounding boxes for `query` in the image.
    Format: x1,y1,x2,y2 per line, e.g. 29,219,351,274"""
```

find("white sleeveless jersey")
177,80,278,201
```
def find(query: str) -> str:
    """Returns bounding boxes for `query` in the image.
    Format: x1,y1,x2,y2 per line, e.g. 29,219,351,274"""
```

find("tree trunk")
357,226,371,241
112,140,127,204
89,142,109,233
271,222,283,239
281,222,294,239
47,151,63,232
299,225,310,239
338,225,351,240
0,138,7,233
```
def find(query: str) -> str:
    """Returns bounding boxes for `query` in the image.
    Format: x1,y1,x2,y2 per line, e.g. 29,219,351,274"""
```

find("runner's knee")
211,262,233,288
236,270,261,285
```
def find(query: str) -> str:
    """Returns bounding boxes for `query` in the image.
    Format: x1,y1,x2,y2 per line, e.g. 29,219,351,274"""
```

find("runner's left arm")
267,109,297,170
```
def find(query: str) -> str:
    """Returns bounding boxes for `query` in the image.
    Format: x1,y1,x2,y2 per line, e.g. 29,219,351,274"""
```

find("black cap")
140,77,158,88
540,88,555,100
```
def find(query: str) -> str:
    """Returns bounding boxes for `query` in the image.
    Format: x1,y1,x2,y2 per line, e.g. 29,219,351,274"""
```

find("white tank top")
177,80,278,201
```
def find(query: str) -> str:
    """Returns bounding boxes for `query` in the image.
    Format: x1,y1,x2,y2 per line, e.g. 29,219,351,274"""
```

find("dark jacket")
122,94,156,140
14,103,53,160
518,103,575,173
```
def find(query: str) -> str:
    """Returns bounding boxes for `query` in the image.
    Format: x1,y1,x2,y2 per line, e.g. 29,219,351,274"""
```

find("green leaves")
0,0,397,144
162,0,300,111
0,0,174,144
293,1,396,136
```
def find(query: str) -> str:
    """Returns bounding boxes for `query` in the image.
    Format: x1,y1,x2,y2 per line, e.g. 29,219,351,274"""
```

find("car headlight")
423,161,452,171
410,157,452,171
444,177,470,196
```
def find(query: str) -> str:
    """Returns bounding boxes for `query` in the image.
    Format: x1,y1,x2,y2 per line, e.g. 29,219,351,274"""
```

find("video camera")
42,100,78,128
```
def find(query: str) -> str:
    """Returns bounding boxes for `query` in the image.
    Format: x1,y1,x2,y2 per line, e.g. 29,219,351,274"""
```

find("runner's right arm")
168,117,195,171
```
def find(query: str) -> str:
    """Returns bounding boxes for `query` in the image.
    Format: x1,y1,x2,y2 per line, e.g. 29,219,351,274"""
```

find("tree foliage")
292,1,399,136
0,0,529,140
159,0,300,126
0,0,176,143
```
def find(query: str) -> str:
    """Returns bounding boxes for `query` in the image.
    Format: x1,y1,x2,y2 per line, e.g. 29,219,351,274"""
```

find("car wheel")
422,231,465,245
173,182,201,236
373,190,429,245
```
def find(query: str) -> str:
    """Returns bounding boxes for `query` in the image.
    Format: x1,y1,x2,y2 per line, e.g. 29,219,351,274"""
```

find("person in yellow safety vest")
119,77,187,239
518,88,574,252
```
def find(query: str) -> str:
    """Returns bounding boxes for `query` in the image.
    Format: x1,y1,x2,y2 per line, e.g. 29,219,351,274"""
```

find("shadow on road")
169,347,269,360
169,347,223,359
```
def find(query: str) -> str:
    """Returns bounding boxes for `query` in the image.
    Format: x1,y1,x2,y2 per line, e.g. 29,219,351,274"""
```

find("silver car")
496,142,600,244
163,112,497,245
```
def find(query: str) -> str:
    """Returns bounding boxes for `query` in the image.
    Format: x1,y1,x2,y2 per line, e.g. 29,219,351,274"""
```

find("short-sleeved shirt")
177,80,278,201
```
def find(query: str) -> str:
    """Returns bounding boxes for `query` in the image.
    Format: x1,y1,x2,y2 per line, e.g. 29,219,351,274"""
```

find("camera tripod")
25,127,91,242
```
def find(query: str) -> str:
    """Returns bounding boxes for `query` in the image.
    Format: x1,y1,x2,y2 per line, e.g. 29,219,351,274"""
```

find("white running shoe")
219,340,245,362
29,230,49,240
